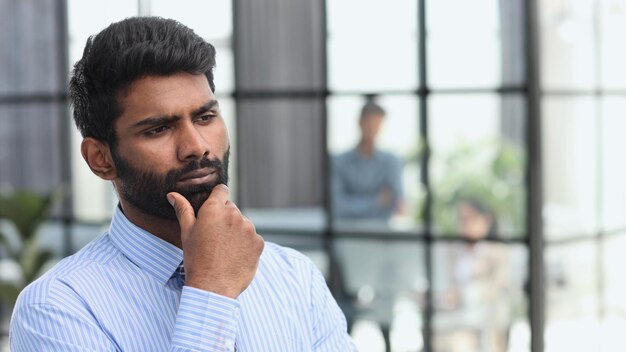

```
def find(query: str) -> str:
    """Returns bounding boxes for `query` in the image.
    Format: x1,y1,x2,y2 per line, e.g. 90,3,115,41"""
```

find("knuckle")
256,237,265,253
227,207,241,220
244,220,256,233
204,199,219,208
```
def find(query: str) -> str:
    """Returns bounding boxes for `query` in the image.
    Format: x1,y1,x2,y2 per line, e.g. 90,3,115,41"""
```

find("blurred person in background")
438,196,512,352
9,17,356,352
332,101,405,224
331,101,414,350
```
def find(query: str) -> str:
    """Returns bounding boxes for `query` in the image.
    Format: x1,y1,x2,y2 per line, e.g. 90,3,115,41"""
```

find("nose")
177,123,210,161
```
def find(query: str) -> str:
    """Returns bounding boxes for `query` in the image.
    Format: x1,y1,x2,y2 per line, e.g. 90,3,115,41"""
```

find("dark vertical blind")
0,0,66,193
233,0,326,208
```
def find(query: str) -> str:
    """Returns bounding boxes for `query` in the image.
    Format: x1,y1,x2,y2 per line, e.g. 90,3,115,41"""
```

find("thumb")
166,192,195,235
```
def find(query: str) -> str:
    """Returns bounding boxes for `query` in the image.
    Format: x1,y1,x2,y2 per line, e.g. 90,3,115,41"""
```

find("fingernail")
166,193,175,206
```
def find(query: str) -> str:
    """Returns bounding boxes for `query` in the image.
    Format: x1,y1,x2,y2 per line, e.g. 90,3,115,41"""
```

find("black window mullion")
417,0,433,351
525,0,545,350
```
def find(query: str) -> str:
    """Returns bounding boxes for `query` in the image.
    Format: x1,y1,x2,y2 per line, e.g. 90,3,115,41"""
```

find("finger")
167,192,195,235
207,184,230,205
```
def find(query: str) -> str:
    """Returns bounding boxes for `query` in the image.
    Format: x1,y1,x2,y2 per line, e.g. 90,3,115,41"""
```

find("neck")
358,140,375,156
118,199,183,249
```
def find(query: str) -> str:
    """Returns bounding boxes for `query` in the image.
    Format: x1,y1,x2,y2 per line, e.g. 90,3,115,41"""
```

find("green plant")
429,138,526,236
0,189,63,306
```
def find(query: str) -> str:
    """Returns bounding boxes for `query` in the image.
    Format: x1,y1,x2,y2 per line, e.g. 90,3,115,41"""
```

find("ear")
81,138,117,180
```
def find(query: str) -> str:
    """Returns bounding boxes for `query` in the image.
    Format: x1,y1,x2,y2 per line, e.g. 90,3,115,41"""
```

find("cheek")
206,124,230,155
121,142,175,174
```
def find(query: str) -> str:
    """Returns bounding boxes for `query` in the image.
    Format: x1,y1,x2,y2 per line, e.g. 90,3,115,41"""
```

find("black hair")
69,17,216,145
359,101,386,120
456,195,499,240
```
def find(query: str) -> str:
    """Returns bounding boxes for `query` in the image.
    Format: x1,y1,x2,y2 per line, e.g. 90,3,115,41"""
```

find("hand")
167,185,264,298
394,200,408,216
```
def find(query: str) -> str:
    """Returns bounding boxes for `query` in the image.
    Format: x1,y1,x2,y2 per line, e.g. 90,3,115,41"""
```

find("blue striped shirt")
10,207,356,351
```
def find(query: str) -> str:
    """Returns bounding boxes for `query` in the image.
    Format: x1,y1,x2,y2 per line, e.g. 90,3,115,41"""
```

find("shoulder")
260,241,317,272
15,232,121,308
375,149,401,162
255,242,329,304
334,149,358,163
258,242,325,289
374,150,402,169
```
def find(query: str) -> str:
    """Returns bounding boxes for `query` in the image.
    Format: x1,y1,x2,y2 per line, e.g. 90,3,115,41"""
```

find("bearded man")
10,17,356,352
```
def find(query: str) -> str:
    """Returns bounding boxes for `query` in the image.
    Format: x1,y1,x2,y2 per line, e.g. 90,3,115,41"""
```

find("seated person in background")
441,196,511,352
456,197,498,241
332,101,405,222
10,17,356,352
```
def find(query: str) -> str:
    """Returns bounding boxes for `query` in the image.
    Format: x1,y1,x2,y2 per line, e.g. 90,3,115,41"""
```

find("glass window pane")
334,238,426,352
601,97,626,232
539,0,596,90
602,234,626,351
599,0,626,89
603,234,626,320
234,1,324,92
327,95,421,232
542,97,599,239
545,241,600,351
430,94,527,238
150,0,234,94
428,0,516,88
433,242,529,352
243,207,326,235
150,0,233,41
0,103,64,193
327,0,418,92
238,98,327,234
68,0,138,70
0,0,63,95
213,47,235,94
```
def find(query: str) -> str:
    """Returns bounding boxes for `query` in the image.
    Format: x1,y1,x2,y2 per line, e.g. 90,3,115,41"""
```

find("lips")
177,168,217,186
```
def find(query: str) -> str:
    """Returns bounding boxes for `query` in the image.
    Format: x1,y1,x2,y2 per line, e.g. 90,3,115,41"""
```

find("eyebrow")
192,99,219,117
131,100,220,130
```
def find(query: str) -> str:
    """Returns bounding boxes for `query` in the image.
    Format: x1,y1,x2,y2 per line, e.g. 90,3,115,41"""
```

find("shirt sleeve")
11,286,240,352
309,264,358,351
171,286,240,351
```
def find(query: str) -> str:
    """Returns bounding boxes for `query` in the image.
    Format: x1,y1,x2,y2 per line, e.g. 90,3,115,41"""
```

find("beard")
111,147,229,220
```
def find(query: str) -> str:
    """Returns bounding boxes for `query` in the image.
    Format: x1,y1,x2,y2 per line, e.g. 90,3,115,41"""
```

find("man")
10,17,356,351
332,101,405,222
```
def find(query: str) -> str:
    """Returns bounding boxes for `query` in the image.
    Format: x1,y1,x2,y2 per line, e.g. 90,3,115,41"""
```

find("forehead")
360,113,384,123
116,73,215,126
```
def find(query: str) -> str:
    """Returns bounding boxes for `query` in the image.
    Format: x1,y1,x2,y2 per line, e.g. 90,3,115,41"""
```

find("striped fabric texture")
10,207,357,351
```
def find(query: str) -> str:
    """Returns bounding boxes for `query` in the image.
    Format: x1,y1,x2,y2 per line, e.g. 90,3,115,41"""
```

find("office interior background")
1,0,626,351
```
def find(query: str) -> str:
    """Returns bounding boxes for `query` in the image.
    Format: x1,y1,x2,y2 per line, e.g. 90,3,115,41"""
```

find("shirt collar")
351,147,381,160
109,206,183,286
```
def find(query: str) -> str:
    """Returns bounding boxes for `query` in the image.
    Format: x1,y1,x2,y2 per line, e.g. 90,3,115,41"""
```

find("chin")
186,190,212,215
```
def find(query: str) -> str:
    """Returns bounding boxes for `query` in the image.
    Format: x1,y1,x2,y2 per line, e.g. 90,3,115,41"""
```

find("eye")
196,113,216,123
145,125,170,136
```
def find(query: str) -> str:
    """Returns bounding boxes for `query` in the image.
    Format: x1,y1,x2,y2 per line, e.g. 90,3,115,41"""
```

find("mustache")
169,157,224,182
